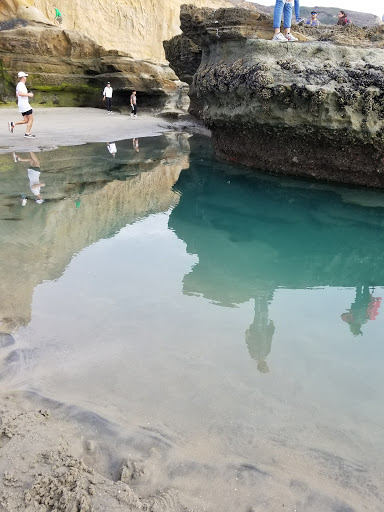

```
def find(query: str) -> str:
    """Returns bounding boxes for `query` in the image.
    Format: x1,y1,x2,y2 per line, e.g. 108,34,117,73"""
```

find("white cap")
18,71,28,78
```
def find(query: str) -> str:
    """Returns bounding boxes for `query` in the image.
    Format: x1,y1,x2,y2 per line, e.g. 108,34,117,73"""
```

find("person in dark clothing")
130,91,137,117
337,10,350,26
103,82,113,114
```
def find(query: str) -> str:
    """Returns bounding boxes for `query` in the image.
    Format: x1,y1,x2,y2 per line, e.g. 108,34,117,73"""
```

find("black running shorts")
22,109,33,116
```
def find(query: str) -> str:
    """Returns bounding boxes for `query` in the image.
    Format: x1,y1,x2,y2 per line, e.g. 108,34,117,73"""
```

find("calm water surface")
0,134,383,511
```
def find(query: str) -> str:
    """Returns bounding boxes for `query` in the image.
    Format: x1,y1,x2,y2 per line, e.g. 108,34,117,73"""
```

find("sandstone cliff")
0,0,232,63
0,22,189,114
166,6,384,187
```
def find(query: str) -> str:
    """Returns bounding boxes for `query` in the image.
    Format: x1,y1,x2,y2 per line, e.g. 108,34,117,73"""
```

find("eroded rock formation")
166,6,384,187
0,23,189,113
0,0,232,63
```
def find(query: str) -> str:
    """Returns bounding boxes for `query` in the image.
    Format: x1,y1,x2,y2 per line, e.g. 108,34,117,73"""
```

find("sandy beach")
0,107,188,154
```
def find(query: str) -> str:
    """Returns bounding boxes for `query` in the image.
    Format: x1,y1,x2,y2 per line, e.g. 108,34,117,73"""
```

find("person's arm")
18,90,33,98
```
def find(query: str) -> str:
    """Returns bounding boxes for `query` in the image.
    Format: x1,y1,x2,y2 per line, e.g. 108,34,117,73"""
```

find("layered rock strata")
0,23,189,113
0,0,232,63
167,6,384,187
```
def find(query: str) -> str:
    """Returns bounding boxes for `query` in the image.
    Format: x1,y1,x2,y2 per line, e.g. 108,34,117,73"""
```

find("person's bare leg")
25,114,34,134
29,152,40,167
14,117,28,127
14,156,31,163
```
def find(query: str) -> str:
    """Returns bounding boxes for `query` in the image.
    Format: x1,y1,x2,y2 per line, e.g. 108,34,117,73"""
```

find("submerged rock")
166,5,384,187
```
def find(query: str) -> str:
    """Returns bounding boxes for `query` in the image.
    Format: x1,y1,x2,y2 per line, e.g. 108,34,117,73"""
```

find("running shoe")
8,121,14,133
24,133,36,138
296,18,305,24
12,152,19,162
272,32,288,42
286,33,298,42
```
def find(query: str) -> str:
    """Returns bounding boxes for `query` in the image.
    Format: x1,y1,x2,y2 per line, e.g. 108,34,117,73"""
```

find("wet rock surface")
166,5,384,186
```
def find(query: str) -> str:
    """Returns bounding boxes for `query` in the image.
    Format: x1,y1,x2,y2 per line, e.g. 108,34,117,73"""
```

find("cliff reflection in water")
0,133,190,332
168,139,384,371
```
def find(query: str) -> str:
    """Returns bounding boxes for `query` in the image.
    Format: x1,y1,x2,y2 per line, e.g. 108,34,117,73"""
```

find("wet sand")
0,392,201,512
0,107,198,154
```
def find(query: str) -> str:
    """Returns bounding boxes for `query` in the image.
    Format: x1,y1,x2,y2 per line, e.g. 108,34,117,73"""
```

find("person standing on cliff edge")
54,7,63,26
8,72,35,138
103,82,113,114
337,10,350,26
272,0,298,42
130,91,137,118
294,0,305,24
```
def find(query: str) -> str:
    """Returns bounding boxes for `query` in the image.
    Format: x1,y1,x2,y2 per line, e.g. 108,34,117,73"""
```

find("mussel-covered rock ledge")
165,5,384,187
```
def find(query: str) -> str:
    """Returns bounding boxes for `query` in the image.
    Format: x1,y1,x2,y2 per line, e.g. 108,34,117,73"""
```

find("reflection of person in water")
107,142,117,157
13,152,45,204
341,286,382,336
245,293,275,373
133,138,139,153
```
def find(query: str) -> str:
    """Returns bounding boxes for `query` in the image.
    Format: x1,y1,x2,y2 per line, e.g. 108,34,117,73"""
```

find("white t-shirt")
103,87,113,98
107,143,117,154
28,168,41,196
16,82,31,113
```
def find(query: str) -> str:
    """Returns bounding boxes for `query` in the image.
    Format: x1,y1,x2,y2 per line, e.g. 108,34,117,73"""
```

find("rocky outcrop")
0,23,189,114
165,5,307,117
166,5,384,187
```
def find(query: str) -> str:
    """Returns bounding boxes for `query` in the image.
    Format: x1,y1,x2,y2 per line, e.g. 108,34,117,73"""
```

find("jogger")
8,71,35,138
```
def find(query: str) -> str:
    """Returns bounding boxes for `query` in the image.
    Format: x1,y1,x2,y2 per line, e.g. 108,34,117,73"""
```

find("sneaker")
8,121,14,133
286,33,298,42
12,152,19,163
272,32,288,42
296,18,305,24
134,115,137,118
110,112,114,115
24,133,36,138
